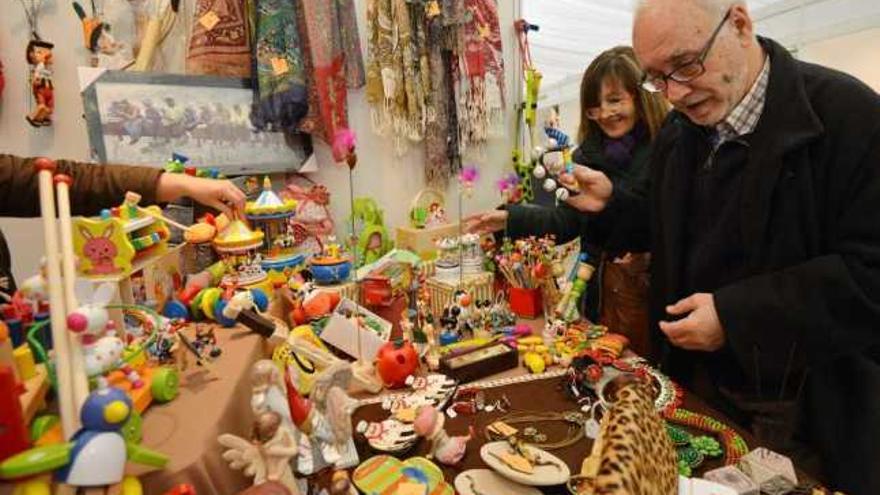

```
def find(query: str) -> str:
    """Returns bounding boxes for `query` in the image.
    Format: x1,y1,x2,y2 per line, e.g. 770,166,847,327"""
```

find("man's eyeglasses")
640,9,732,93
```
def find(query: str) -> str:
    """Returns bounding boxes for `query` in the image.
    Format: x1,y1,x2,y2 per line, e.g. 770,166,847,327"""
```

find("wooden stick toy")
54,174,91,414
34,158,78,438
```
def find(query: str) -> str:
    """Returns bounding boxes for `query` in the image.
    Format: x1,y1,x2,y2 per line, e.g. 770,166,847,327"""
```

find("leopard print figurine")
593,381,678,495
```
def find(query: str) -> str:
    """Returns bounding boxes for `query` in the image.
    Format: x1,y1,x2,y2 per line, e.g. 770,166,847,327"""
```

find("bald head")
631,0,762,126
636,0,735,18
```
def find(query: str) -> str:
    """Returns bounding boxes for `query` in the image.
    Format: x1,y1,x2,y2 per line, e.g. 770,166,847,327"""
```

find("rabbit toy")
67,282,143,388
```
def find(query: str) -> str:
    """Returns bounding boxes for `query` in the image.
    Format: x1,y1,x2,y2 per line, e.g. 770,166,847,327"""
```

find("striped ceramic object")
353,455,454,495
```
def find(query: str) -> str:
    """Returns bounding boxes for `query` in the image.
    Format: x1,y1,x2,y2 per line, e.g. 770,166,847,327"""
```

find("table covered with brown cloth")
0,323,816,495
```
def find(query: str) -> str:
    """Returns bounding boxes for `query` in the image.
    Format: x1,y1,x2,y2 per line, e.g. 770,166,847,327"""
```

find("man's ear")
731,3,755,44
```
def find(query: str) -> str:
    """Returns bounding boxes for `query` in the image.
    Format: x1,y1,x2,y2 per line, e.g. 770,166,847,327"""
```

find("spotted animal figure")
593,382,678,495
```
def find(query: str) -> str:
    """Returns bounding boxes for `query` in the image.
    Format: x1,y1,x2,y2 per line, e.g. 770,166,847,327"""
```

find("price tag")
199,11,220,30
271,57,290,76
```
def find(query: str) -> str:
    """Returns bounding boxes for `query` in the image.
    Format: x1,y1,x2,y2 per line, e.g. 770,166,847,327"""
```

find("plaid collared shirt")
715,55,771,144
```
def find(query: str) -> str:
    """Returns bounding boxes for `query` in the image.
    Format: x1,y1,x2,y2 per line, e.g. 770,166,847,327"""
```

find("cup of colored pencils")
494,236,559,318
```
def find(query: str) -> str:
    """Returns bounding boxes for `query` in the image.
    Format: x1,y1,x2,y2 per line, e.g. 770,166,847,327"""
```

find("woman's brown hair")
576,46,669,144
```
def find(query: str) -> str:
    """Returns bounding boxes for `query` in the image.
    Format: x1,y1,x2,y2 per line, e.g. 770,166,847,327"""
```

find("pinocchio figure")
26,39,54,127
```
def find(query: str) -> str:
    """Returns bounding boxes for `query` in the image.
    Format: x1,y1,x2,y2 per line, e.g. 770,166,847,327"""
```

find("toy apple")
375,340,419,388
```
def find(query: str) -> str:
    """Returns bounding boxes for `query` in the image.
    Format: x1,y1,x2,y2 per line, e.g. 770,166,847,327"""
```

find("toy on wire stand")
532,144,582,203
0,385,168,488
217,410,302,495
413,405,474,465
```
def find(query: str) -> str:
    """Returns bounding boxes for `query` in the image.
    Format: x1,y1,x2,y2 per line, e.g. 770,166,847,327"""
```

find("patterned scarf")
187,0,252,77
298,0,365,159
250,0,309,133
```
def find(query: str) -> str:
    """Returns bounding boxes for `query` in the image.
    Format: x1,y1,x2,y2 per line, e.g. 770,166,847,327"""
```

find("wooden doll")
25,39,54,127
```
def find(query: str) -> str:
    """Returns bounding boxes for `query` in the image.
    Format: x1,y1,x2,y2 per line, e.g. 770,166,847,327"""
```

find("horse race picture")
81,71,310,173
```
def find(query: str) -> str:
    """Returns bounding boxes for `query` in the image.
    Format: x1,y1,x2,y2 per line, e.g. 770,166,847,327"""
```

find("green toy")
349,198,392,268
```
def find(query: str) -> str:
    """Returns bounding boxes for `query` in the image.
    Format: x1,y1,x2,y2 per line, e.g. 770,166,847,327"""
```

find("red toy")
375,340,419,389
0,365,30,462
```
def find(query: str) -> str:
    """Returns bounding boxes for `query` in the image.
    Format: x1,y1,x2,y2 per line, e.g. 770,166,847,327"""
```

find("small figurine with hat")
25,38,54,127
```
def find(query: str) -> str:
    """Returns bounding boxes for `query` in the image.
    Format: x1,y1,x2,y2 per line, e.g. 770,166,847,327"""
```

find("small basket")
409,188,446,229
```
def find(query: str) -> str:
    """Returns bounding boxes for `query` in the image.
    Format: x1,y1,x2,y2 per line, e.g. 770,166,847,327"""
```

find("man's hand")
558,164,613,213
463,210,508,235
157,173,247,218
659,293,725,351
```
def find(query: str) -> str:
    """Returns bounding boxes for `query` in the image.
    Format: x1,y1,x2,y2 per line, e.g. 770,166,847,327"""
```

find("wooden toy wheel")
150,367,179,403
122,409,143,444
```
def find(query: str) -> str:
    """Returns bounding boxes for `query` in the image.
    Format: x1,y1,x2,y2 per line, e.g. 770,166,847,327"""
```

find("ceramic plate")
455,469,543,495
480,441,571,486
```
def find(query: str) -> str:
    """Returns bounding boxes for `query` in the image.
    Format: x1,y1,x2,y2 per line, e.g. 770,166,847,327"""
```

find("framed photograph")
81,70,311,174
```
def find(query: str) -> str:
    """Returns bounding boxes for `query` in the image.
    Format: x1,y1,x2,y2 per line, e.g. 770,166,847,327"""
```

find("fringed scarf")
250,0,309,133
187,0,252,77
460,0,505,143
367,0,504,186
365,0,430,154
298,0,366,160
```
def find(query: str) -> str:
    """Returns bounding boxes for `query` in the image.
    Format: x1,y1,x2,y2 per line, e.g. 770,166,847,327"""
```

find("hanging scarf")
365,0,430,154
424,9,452,185
458,0,505,146
298,0,365,159
250,0,308,133
187,0,252,77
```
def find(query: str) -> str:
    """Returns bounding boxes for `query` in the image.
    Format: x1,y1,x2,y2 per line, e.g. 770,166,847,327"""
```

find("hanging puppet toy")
26,38,54,127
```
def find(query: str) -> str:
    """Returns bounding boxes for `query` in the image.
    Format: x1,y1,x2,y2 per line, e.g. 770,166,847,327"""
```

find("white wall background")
0,0,521,282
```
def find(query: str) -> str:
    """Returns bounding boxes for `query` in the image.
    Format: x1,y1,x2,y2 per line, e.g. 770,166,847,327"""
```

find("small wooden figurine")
413,405,473,465
218,411,301,494
26,39,54,127
251,359,295,431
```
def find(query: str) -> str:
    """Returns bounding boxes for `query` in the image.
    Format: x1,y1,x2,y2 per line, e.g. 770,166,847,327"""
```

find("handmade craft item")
570,380,677,495
286,362,359,475
703,466,760,495
186,0,251,77
72,0,134,69
439,341,518,383
455,469,542,495
480,440,569,487
352,456,454,495
665,408,750,466
376,340,419,389
484,411,586,451
349,198,392,268
246,177,302,273
737,448,797,495
0,385,168,487
25,39,54,127
532,145,580,203
218,410,301,494
413,405,473,465
251,0,308,133
212,215,267,287
298,0,365,156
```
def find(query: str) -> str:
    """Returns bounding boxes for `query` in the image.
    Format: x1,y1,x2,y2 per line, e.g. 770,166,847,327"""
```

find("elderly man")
553,0,880,492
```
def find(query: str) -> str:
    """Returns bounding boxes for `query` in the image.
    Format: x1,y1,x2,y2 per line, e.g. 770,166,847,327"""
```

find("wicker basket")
425,272,494,318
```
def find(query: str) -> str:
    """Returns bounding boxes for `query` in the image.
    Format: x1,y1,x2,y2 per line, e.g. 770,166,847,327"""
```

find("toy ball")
532,164,547,179
213,299,237,328
162,300,189,320
543,178,557,192
250,289,270,312
376,340,419,389
531,146,545,161
556,188,570,201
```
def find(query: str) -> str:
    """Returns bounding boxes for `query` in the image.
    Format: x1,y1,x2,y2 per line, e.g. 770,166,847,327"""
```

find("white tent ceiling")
522,0,880,90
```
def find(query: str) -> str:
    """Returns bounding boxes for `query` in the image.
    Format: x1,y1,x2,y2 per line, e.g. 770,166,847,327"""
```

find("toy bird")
0,386,168,486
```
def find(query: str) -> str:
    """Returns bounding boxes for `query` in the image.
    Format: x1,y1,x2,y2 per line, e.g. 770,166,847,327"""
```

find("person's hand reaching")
558,164,614,213
157,173,246,218
463,210,508,235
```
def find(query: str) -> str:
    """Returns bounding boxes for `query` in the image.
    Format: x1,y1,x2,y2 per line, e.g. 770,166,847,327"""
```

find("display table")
0,321,819,495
